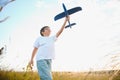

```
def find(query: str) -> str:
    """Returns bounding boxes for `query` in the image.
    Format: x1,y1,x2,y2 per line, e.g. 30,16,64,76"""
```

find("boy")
29,16,70,80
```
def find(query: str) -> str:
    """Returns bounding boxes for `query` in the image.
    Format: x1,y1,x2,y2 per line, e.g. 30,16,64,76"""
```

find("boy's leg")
46,59,52,78
37,59,52,80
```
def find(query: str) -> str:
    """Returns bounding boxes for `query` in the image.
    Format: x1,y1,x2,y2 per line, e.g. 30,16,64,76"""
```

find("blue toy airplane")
54,3,82,28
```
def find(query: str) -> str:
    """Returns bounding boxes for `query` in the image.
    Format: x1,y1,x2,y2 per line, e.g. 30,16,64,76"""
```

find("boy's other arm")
56,16,70,38
29,47,38,66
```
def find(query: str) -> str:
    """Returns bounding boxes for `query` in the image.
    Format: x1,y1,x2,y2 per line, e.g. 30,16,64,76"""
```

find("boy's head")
40,26,51,36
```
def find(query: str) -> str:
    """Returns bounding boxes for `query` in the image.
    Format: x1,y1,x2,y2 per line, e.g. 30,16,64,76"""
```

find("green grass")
0,70,120,80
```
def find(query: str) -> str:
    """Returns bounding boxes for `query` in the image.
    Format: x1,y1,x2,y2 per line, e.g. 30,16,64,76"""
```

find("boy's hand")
29,60,34,67
27,60,33,70
66,16,70,21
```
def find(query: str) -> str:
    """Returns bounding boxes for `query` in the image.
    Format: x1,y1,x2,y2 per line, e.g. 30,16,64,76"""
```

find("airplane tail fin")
65,23,76,28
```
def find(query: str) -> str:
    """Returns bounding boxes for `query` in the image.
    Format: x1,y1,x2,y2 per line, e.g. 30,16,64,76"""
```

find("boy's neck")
43,34,50,37
43,35,49,37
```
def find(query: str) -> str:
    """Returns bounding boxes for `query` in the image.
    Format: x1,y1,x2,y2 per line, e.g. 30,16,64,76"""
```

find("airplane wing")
54,7,82,21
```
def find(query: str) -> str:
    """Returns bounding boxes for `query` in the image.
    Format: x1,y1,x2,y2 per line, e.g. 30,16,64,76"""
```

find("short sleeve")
53,35,57,41
33,38,40,48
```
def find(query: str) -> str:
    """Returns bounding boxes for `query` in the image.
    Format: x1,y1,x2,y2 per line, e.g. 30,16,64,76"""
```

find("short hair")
40,26,49,36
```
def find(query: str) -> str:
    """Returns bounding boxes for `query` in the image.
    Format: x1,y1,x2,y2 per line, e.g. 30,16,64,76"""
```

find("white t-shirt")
33,35,57,61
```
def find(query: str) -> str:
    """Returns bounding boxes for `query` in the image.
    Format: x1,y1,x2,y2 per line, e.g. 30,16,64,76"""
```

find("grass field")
0,70,120,80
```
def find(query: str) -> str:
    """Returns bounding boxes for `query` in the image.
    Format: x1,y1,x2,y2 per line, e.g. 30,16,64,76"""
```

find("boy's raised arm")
56,16,70,38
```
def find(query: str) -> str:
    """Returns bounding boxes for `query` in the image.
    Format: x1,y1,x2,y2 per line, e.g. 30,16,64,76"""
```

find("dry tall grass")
0,70,119,80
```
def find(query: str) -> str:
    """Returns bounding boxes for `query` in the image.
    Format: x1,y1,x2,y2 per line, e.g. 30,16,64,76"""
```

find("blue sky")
0,0,33,40
0,0,59,47
0,0,120,71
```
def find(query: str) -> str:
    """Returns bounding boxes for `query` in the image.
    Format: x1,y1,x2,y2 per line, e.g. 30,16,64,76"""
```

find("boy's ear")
41,31,44,35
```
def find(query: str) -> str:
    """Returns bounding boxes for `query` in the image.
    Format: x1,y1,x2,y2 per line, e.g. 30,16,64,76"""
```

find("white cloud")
35,0,45,8
35,0,58,9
